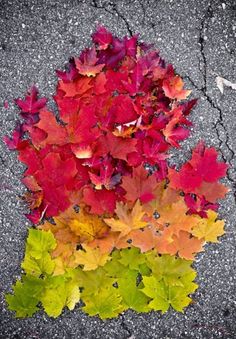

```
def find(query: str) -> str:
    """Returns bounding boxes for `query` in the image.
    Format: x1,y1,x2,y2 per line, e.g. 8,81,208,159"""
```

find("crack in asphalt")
198,1,213,94
90,0,133,36
120,313,133,338
108,2,133,36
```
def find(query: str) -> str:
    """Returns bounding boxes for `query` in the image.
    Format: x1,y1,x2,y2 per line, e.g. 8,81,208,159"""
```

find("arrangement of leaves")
4,26,228,319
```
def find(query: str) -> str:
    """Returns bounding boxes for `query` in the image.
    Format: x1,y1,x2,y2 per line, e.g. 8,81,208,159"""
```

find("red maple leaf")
121,165,158,203
3,122,23,150
92,25,113,50
169,142,228,194
75,47,105,77
95,132,137,161
82,186,117,215
15,86,47,113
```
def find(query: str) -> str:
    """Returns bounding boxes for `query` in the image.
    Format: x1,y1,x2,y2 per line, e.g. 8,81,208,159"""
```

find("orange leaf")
58,77,93,97
195,181,229,203
87,231,130,254
157,200,200,235
163,75,191,100
104,200,147,237
157,230,204,260
129,225,160,252
121,166,158,204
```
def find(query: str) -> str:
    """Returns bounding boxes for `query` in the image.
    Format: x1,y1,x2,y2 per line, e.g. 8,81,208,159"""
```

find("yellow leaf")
104,200,147,237
53,257,67,276
191,210,225,242
69,209,108,242
74,245,111,271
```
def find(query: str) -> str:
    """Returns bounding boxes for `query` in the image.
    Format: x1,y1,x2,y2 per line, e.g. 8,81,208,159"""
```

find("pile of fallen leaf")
4,26,228,319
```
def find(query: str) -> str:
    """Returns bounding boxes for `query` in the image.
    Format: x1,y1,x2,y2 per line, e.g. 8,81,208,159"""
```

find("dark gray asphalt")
0,0,236,338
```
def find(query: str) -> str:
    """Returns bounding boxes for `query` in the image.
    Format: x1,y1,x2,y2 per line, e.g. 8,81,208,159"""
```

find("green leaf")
78,267,115,296
21,251,55,277
20,229,56,277
6,275,44,317
41,274,80,317
145,253,195,286
142,272,197,313
118,247,146,270
118,277,150,312
82,287,125,319
26,229,56,259
168,285,192,312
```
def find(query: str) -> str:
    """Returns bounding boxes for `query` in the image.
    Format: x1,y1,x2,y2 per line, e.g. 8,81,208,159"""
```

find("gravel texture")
0,0,236,338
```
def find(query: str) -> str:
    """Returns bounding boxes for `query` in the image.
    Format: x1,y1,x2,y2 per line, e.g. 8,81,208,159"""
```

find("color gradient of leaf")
104,200,147,237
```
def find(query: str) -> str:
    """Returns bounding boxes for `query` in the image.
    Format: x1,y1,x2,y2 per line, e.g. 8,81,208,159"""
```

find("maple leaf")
143,181,180,216
87,231,130,254
23,191,43,209
169,142,228,193
162,108,190,147
82,186,117,215
41,207,109,270
121,165,158,204
162,75,191,100
118,277,150,312
21,229,56,277
141,253,197,312
96,132,137,161
191,210,225,242
35,152,78,187
6,275,44,317
75,47,105,77
3,122,24,150
82,287,124,319
56,58,78,82
118,247,146,270
58,76,93,97
92,25,113,50
142,277,194,313
157,199,201,235
17,142,42,176
74,244,111,271
68,208,109,242
121,62,145,96
156,230,204,260
27,110,68,147
88,158,121,190
104,199,147,237
15,86,47,113
128,225,160,253
6,269,80,318
77,266,115,296
41,275,80,317
108,94,138,124
195,181,229,203
145,253,196,286
25,229,56,259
